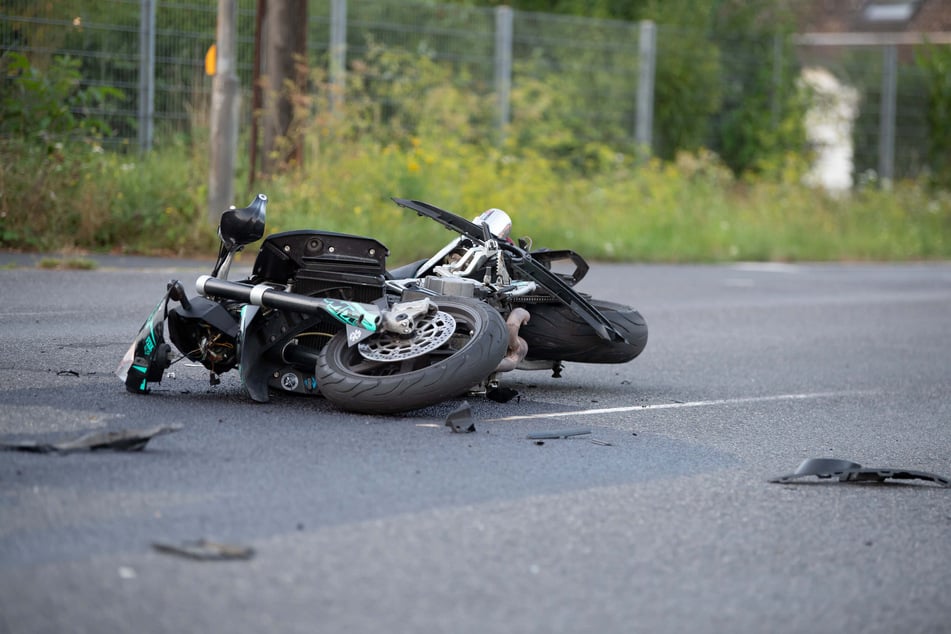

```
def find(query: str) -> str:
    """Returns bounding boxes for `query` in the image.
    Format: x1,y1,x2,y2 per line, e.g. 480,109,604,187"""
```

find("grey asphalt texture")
0,256,949,634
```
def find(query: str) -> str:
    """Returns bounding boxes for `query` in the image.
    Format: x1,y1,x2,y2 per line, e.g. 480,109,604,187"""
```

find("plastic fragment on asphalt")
445,401,476,433
152,539,255,561
486,386,520,403
526,428,591,440
0,424,183,453
770,457,950,487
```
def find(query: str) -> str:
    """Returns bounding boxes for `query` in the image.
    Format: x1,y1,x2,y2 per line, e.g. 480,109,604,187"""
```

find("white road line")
486,390,873,422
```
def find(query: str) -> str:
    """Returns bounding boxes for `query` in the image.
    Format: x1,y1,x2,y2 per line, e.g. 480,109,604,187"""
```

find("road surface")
1,257,949,633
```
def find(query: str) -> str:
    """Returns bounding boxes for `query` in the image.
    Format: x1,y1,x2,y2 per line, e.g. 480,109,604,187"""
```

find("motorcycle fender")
238,305,272,403
116,291,172,393
345,323,376,347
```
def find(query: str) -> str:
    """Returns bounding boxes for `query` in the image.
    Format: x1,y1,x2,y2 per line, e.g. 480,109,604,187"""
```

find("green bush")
0,137,214,253
916,44,951,190
0,52,123,143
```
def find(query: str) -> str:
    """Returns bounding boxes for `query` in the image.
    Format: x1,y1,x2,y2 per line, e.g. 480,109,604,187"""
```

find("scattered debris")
526,428,591,440
56,370,80,377
152,539,255,561
0,424,182,454
445,401,476,433
486,386,520,403
528,428,611,445
770,458,950,487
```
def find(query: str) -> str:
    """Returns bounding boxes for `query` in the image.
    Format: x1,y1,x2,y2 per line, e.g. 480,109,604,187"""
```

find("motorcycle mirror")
219,194,267,250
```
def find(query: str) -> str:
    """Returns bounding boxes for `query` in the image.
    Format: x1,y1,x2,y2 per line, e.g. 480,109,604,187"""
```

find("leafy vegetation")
0,52,122,144
916,44,951,190
0,50,210,253
1,21,949,263
6,106,947,264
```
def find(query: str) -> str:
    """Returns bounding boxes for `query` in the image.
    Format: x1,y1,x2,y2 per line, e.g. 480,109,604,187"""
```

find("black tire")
316,296,509,414
518,299,647,364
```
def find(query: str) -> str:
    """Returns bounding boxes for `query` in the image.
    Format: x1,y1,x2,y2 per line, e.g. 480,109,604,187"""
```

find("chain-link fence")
796,37,934,183
0,0,253,146
1,0,943,181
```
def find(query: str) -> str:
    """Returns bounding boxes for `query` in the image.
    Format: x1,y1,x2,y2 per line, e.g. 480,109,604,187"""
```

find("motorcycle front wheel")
315,296,508,414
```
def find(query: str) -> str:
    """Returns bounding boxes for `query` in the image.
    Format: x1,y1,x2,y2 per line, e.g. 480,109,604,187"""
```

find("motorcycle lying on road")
117,195,648,414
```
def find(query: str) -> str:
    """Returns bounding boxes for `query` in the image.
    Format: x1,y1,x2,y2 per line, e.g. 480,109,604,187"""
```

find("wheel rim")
357,310,457,362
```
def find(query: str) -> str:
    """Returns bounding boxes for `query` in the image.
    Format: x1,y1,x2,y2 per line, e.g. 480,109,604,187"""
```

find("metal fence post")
137,0,156,153
329,0,347,116
635,20,656,156
494,5,513,141
771,33,782,128
879,44,897,187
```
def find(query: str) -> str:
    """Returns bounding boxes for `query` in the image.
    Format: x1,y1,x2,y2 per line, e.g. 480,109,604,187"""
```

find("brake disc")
358,310,457,362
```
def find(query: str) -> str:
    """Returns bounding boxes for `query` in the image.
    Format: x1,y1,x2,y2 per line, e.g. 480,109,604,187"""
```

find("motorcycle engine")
419,275,480,297
167,297,240,374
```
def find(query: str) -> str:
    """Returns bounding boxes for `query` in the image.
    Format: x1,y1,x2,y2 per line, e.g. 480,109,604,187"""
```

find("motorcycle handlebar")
195,275,382,329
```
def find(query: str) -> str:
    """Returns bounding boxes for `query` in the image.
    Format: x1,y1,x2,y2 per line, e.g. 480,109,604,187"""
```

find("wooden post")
208,0,240,224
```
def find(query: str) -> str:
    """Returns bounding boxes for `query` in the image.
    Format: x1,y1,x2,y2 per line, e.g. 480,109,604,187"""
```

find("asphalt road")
1,256,949,634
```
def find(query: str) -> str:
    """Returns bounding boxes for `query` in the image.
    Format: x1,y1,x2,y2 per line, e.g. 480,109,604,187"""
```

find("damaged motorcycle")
117,194,648,414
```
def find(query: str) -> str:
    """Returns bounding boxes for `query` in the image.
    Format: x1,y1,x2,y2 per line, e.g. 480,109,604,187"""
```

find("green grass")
37,257,98,270
1,134,949,264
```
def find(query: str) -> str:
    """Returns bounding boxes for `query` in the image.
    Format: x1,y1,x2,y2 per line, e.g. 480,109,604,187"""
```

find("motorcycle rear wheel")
316,296,508,414
518,299,647,364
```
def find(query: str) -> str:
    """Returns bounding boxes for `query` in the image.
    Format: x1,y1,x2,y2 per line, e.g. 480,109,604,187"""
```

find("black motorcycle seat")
387,259,426,280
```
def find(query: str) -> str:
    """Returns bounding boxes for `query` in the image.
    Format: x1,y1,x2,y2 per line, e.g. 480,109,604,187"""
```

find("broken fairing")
0,424,182,453
445,401,476,433
116,291,174,393
770,458,950,487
